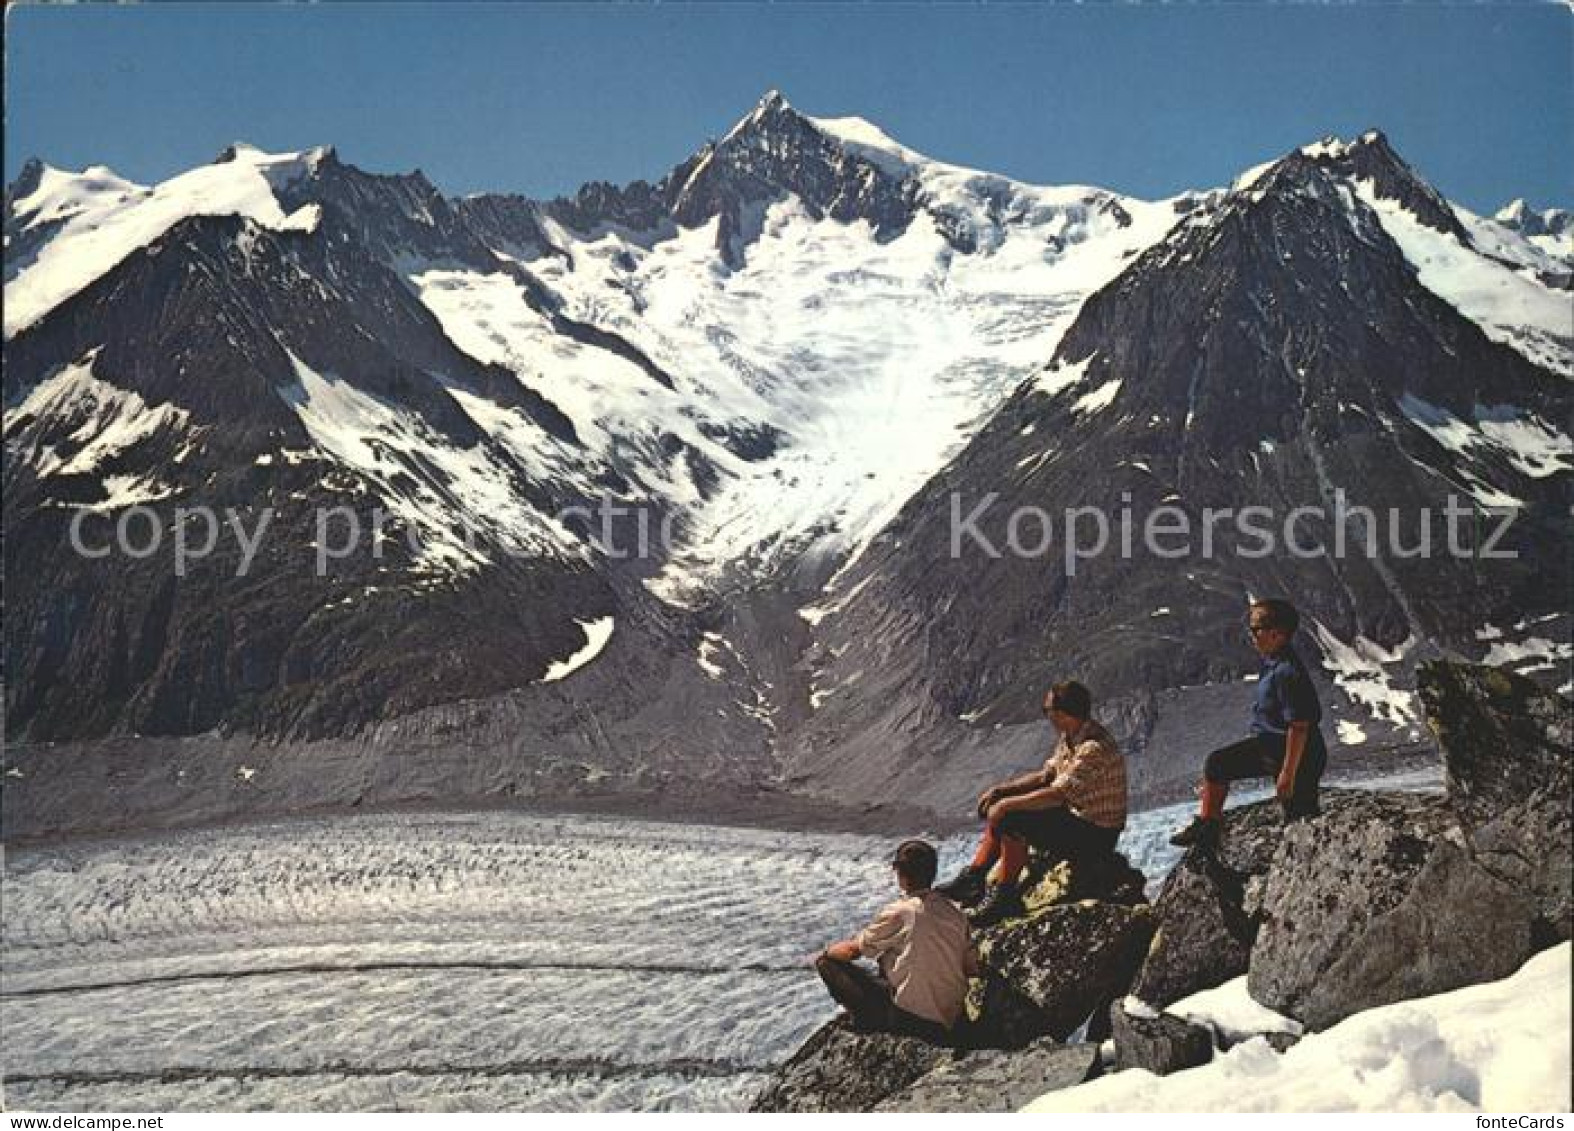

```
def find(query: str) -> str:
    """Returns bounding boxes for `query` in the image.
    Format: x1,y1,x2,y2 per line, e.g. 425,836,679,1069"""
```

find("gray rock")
1262,1031,1301,1054
749,1017,950,1113
1419,661,1573,944
1213,800,1297,877
875,1039,1099,1112
1132,792,1380,1009
1129,851,1254,1009
1020,850,1149,915
969,902,1156,1047
1217,789,1399,876
1248,791,1534,1030
1109,1001,1214,1075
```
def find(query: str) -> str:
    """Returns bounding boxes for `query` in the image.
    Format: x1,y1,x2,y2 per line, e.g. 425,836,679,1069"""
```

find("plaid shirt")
1043,718,1127,830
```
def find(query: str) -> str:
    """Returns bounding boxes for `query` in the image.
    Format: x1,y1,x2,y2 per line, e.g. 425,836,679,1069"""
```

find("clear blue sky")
5,4,1570,213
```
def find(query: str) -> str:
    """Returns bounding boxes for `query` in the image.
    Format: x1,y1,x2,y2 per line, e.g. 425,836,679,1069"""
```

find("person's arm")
1276,661,1320,804
1276,721,1311,802
989,745,1091,819
988,781,1067,820
978,767,1053,816
824,904,903,965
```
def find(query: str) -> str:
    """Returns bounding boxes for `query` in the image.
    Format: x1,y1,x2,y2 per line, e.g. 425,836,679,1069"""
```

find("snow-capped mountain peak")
719,87,797,144
5,105,1568,780
1213,131,1573,376
3,144,324,338
1492,196,1573,250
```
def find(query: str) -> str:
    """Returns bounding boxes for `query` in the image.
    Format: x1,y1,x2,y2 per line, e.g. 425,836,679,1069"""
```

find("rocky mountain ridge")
4,94,1570,837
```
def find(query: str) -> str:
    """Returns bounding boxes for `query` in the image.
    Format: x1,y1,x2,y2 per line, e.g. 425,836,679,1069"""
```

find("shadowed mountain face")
3,97,1570,835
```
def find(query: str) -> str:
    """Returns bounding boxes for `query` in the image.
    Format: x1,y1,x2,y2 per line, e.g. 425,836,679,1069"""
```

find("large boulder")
1020,849,1148,914
1212,798,1300,877
1109,1000,1214,1075
1128,851,1254,1008
1248,790,1533,1030
874,1039,1099,1112
1130,793,1370,1010
748,1017,949,1113
1419,661,1572,944
968,901,1156,1047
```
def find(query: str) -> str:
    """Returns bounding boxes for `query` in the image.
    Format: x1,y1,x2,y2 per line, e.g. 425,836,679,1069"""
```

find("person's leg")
815,954,896,1031
1204,736,1278,808
1007,807,1118,863
970,809,1060,926
970,823,1003,871
936,825,1001,904
996,831,1029,885
1173,737,1273,846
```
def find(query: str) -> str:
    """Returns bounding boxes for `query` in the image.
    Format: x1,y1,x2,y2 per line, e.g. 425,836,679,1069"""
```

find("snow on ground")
540,616,615,683
1480,636,1573,675
279,352,581,572
1337,719,1369,745
1397,392,1573,484
1165,976,1303,1044
5,145,324,338
5,351,189,479
1308,623,1421,732
1028,943,1572,1113
416,129,1181,604
1468,201,1574,277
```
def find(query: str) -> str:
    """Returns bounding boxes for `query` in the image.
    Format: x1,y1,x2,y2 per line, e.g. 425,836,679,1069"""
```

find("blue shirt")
1251,646,1323,738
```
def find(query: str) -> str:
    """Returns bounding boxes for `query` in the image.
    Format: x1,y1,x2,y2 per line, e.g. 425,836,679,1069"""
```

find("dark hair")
1046,680,1092,720
1251,598,1300,635
892,839,939,889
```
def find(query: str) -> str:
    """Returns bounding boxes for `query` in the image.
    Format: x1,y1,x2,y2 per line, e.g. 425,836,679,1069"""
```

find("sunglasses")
1247,623,1277,636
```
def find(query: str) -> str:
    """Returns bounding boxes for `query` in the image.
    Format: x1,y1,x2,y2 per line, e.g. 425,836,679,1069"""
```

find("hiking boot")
1169,816,1221,850
968,882,1024,929
934,865,989,907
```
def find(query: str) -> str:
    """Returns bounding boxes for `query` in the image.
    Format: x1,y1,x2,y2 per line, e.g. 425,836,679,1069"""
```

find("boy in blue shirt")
1170,599,1327,850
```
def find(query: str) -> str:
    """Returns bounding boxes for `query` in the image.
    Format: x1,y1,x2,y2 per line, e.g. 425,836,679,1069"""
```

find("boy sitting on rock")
815,839,977,1044
1170,598,1328,850
936,681,1129,928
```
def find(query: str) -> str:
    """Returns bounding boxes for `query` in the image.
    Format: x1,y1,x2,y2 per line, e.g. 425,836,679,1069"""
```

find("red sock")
997,835,1028,886
970,825,1000,871
1201,780,1228,820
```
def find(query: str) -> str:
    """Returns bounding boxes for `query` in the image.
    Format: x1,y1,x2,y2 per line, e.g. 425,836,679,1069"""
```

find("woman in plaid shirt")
935,680,1128,928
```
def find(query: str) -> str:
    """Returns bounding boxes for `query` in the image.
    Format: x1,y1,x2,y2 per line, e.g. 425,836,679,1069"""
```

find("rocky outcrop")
748,1018,950,1113
969,901,1156,1048
1419,662,1572,944
1129,851,1254,1009
1131,792,1374,1009
1109,1001,1214,1075
874,1040,1099,1112
1020,850,1148,914
1248,791,1533,1031
756,663,1568,1109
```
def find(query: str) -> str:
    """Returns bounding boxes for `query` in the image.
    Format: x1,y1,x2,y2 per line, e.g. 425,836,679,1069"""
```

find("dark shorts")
996,807,1120,858
1204,732,1327,815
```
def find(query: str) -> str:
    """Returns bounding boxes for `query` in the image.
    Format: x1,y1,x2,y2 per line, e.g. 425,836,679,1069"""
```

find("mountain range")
4,91,1570,835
